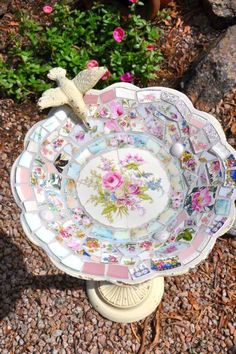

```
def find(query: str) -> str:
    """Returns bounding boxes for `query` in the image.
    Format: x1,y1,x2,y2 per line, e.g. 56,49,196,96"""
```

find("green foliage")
176,228,193,242
0,1,166,101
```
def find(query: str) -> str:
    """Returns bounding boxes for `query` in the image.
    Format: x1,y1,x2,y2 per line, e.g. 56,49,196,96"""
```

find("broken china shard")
11,84,236,284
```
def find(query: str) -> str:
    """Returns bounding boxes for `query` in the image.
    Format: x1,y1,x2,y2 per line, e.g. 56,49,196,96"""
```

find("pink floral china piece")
11,84,236,284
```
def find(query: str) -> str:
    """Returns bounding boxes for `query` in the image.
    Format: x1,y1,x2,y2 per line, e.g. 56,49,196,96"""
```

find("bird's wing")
73,67,107,94
38,88,68,110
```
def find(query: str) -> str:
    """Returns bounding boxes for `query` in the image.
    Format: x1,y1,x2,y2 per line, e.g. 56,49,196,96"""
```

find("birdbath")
11,68,236,323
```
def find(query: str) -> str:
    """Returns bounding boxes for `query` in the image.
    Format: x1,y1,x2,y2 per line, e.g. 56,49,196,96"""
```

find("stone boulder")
0,0,10,16
182,24,236,111
202,0,236,29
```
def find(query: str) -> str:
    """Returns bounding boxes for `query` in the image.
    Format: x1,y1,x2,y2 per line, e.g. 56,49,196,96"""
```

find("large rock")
202,0,236,28
0,0,10,16
182,25,236,111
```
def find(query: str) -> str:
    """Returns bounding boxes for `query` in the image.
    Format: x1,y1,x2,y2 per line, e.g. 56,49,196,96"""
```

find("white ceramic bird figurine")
38,66,107,127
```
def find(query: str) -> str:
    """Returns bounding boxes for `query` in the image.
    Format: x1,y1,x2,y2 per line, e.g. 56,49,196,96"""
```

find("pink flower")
110,101,124,117
191,188,212,212
101,70,111,80
201,216,209,224
75,131,85,141
113,27,125,43
101,158,113,171
35,167,42,173
66,240,81,250
120,120,127,127
182,126,189,134
171,113,178,120
146,44,155,51
43,5,53,13
41,146,53,156
120,72,134,82
168,124,176,132
172,200,181,208
163,245,177,254
59,227,72,238
117,198,127,206
102,171,124,191
120,153,144,166
82,217,91,226
129,0,138,2
86,60,99,69
98,107,109,117
105,119,121,132
140,240,152,250
127,184,140,195
109,138,117,146
187,159,196,169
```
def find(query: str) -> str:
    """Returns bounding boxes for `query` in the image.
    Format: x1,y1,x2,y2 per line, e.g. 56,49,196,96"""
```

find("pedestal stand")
86,277,164,323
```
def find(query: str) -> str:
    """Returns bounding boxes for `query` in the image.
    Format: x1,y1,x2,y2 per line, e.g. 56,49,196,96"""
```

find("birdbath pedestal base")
86,277,164,323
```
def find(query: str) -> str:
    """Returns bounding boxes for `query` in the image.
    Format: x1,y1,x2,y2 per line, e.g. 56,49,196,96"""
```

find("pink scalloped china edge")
11,84,236,284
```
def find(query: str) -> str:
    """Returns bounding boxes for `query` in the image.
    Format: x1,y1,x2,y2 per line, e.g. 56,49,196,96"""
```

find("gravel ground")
0,96,236,354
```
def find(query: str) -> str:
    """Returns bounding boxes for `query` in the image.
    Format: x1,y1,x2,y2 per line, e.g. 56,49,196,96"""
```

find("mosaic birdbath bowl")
11,84,236,322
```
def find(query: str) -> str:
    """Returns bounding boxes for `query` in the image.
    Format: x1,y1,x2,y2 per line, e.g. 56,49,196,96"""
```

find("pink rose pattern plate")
11,85,236,283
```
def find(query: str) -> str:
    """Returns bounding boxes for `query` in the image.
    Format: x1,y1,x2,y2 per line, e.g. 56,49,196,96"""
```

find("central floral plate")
11,84,236,283
77,138,172,228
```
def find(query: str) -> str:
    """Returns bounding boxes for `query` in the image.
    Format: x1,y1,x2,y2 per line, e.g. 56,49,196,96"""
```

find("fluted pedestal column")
86,277,164,323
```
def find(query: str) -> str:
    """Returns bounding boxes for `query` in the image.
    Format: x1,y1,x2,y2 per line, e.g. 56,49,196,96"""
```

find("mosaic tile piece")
203,124,219,143
184,186,217,216
107,264,129,279
206,160,223,185
151,256,181,271
206,216,227,235
16,167,30,184
197,165,209,187
62,255,84,271
16,186,34,202
137,90,161,103
30,126,48,143
224,154,236,168
189,115,206,128
35,226,55,243
190,132,209,154
156,102,182,121
161,91,179,105
27,140,39,153
19,151,34,168
116,87,136,99
225,170,236,187
181,151,197,172
23,201,38,212
212,142,231,159
43,118,61,132
215,199,231,216
24,213,41,231
83,262,105,276
183,171,198,187
129,262,151,280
